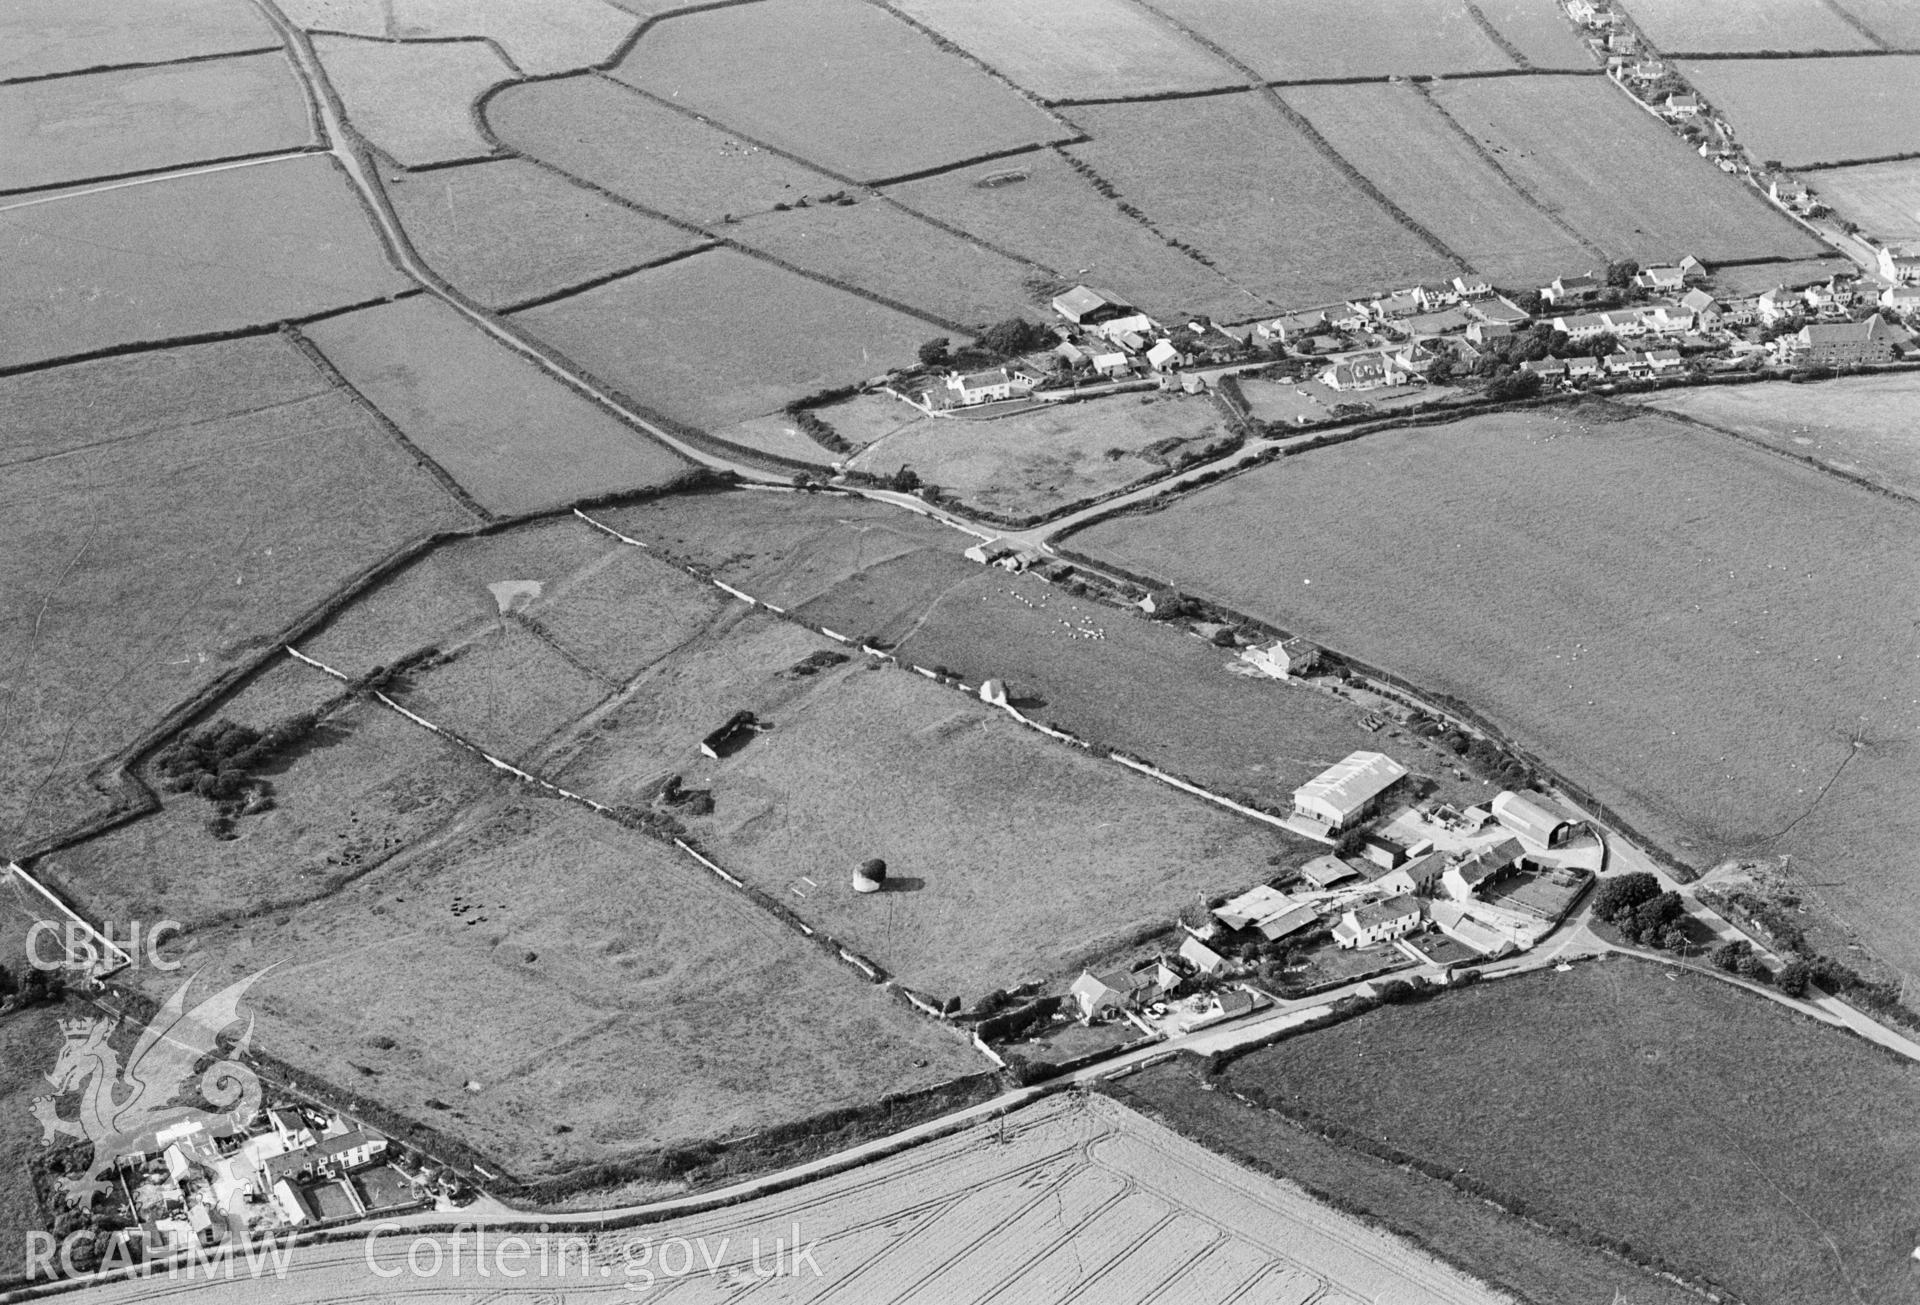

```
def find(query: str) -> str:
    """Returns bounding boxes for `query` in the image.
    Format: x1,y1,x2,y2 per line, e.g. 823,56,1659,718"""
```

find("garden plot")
1144,0,1517,79
1679,56,1920,167
685,659,1282,1000
0,53,310,194
886,150,1265,322
1065,95,1460,309
0,335,470,851
511,249,940,430
0,154,410,368
150,797,980,1179
312,36,507,167
1427,74,1828,262
1073,406,1920,975
610,0,1071,182
0,0,277,81
278,0,637,74
1281,81,1598,289
1804,160,1920,242
1615,0,1875,52
383,158,710,310
729,198,1041,329
485,74,843,226
895,0,1238,101
302,296,695,515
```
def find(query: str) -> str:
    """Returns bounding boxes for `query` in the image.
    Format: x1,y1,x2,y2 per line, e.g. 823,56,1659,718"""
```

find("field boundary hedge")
0,144,330,202
492,243,721,314
0,44,289,89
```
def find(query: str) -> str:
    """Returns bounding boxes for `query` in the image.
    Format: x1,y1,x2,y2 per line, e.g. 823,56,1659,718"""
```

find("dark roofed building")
1789,314,1897,366
1052,285,1128,325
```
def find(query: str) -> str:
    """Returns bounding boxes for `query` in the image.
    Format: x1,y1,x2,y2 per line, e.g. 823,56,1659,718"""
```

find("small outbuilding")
853,858,887,894
1299,854,1361,889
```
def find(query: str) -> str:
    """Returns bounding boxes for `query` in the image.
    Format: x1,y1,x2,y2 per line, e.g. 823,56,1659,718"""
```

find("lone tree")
889,465,921,493
1777,958,1812,998
1605,259,1641,288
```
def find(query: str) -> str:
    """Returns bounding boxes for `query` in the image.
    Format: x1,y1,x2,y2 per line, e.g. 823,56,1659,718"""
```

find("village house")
1663,92,1701,118
1242,636,1322,679
945,366,1029,406
1466,319,1514,345
1051,284,1128,325
1543,274,1602,306
1880,283,1920,317
1292,750,1408,835
1322,356,1392,391
1145,339,1183,371
1376,850,1449,898
1633,265,1685,293
1441,839,1526,902
1090,351,1130,378
1757,286,1800,325
1255,309,1329,344
1770,177,1809,208
1553,311,1611,339
1788,314,1897,366
1878,246,1920,283
1565,356,1604,381
1679,287,1718,325
1519,357,1567,380
1371,289,1425,319
1679,254,1707,282
1452,275,1493,298
1643,305,1694,334
1068,970,1130,1022
1331,894,1423,949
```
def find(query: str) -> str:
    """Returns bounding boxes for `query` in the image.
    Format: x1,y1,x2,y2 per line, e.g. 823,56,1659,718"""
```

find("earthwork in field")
1678,56,1920,167
1205,957,1920,1304
1071,406,1920,978
0,334,472,852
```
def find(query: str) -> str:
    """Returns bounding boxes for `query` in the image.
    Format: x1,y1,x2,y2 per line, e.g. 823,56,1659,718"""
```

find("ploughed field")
1209,957,1920,1305
1071,406,1920,978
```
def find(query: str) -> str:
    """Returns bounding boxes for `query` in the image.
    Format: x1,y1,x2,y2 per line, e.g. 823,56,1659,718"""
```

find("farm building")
1292,751,1408,834
1100,313,1157,344
1376,851,1448,898
1331,894,1422,949
1090,351,1130,378
1788,315,1897,366
1427,900,1516,958
1255,903,1320,941
1052,285,1128,325
946,367,1024,406
1055,342,1087,368
1242,636,1322,680
1441,838,1526,902
1542,274,1601,306
1179,934,1228,976
963,538,1020,565
1212,884,1293,931
1145,340,1182,371
1358,835,1406,871
1299,854,1361,889
1878,247,1920,283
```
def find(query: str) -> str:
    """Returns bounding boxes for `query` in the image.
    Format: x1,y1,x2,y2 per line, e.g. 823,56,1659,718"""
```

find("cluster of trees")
153,713,323,834
918,317,1056,370
0,962,64,1009
1710,939,1775,984
1593,872,1693,951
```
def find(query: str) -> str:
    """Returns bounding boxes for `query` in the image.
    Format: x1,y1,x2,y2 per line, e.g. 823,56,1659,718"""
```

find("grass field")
1707,255,1860,297
1145,0,1516,79
1218,958,1920,1303
384,158,710,310
160,796,980,1178
40,671,503,929
1616,0,1875,52
846,390,1234,519
643,657,1285,1000
394,623,611,763
1428,74,1828,263
885,150,1268,323
312,35,506,167
1805,159,1920,242
1472,0,1594,68
0,155,411,368
1281,80,1598,288
894,0,1238,101
0,334,471,851
1679,56,1920,166
1829,0,1920,46
511,249,940,429
610,0,1070,182
1636,372,1920,500
1071,407,1920,977
1,0,278,81
485,74,844,227
0,53,309,194
1110,1063,1705,1305
301,296,695,515
279,0,636,74
708,413,847,466
1064,94,1459,308
730,197,1040,329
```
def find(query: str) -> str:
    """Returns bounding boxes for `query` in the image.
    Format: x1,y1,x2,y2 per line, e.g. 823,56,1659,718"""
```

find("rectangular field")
730,198,1042,329
511,249,941,429
1829,0,1920,46
894,0,1239,101
1218,958,1920,1305
0,154,411,368
0,53,310,194
312,35,508,167
609,0,1072,182
1064,94,1461,309
1070,407,1920,977
1143,0,1518,79
1615,0,1875,52
147,796,982,1177
847,390,1234,519
1635,372,1920,500
1,0,279,81
885,149,1269,322
1281,81,1598,289
384,158,710,310
485,74,842,227
1473,0,1595,69
0,335,472,851
1804,159,1920,241
301,297,696,515
1678,56,1920,166
277,0,637,75
1427,74,1828,262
